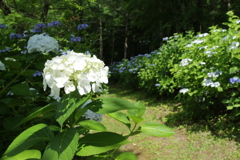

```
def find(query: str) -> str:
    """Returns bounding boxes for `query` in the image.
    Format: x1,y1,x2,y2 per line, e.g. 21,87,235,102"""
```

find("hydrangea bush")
0,20,175,160
110,11,240,122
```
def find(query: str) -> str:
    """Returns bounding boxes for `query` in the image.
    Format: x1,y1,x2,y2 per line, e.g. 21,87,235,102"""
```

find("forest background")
0,0,238,65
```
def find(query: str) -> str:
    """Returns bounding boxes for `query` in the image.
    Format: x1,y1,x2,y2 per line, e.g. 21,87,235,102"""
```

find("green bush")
109,11,240,120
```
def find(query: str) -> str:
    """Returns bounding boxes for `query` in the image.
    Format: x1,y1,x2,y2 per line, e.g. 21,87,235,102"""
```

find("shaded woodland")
0,0,239,64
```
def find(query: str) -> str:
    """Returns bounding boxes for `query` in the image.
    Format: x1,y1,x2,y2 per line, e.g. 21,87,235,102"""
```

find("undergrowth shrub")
109,11,240,122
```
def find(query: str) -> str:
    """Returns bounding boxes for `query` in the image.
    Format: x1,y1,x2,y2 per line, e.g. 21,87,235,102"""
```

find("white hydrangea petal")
77,79,91,95
64,81,75,94
49,84,60,99
0,61,6,71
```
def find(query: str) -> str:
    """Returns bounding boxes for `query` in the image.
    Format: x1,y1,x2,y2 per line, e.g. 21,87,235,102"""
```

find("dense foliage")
110,12,240,125
0,10,175,160
2,0,240,63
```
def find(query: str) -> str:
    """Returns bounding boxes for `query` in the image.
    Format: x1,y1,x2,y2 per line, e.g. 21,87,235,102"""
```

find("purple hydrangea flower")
0,24,7,28
21,50,27,54
60,49,71,55
10,33,22,39
33,70,42,77
229,77,240,84
70,37,81,42
77,24,88,30
30,29,42,33
48,21,62,27
34,23,46,30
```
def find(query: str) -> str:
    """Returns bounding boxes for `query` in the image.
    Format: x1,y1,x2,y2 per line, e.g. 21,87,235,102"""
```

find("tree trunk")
99,17,103,60
111,33,115,64
41,0,50,22
0,0,11,16
124,20,128,59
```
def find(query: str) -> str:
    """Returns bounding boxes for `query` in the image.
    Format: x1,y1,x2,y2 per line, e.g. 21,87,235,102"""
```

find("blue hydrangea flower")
162,37,168,41
229,77,240,84
77,24,88,30
33,70,42,77
30,29,42,33
10,33,23,39
85,51,91,55
60,49,70,55
70,37,81,42
48,21,62,27
0,47,10,52
21,50,27,54
0,24,7,28
34,23,46,30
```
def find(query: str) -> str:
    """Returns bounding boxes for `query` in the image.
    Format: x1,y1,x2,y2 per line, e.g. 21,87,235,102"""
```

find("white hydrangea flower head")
179,58,192,66
179,88,189,94
0,61,6,71
202,78,220,88
27,33,59,54
43,50,109,99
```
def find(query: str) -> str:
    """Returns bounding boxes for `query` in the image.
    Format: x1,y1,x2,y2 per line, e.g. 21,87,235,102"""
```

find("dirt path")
101,83,240,160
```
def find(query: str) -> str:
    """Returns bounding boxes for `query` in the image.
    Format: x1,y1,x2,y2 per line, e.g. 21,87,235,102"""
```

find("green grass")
100,83,240,160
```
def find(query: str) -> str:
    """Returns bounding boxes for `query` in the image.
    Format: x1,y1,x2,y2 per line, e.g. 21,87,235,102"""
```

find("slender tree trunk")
41,0,50,22
111,33,115,64
0,0,11,15
124,20,128,59
99,17,103,60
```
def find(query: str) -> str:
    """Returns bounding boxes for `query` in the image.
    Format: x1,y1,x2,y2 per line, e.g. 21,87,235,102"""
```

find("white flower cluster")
186,39,205,47
202,78,220,87
81,100,102,122
27,33,59,54
199,62,206,65
0,61,6,71
196,33,208,38
229,42,239,50
179,58,192,66
179,88,189,94
43,50,109,99
207,70,222,78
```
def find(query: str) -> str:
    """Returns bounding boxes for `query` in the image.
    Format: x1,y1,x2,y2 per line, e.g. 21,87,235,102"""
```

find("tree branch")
0,0,11,15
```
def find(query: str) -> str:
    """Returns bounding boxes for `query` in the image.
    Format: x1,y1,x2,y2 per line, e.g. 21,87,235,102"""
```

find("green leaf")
77,141,129,157
107,111,130,127
78,120,106,131
128,115,144,124
22,70,36,76
4,124,53,157
1,150,41,160
227,104,240,110
97,97,136,114
17,102,57,127
10,84,30,96
56,95,75,128
115,152,137,160
127,101,146,117
79,132,127,146
229,66,239,74
77,132,130,156
4,61,22,69
217,87,223,92
42,128,79,160
73,95,91,122
56,94,89,128
140,122,175,137
3,114,24,131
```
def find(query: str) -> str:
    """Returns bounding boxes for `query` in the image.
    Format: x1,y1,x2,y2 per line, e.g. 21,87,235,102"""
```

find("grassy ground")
101,83,240,160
